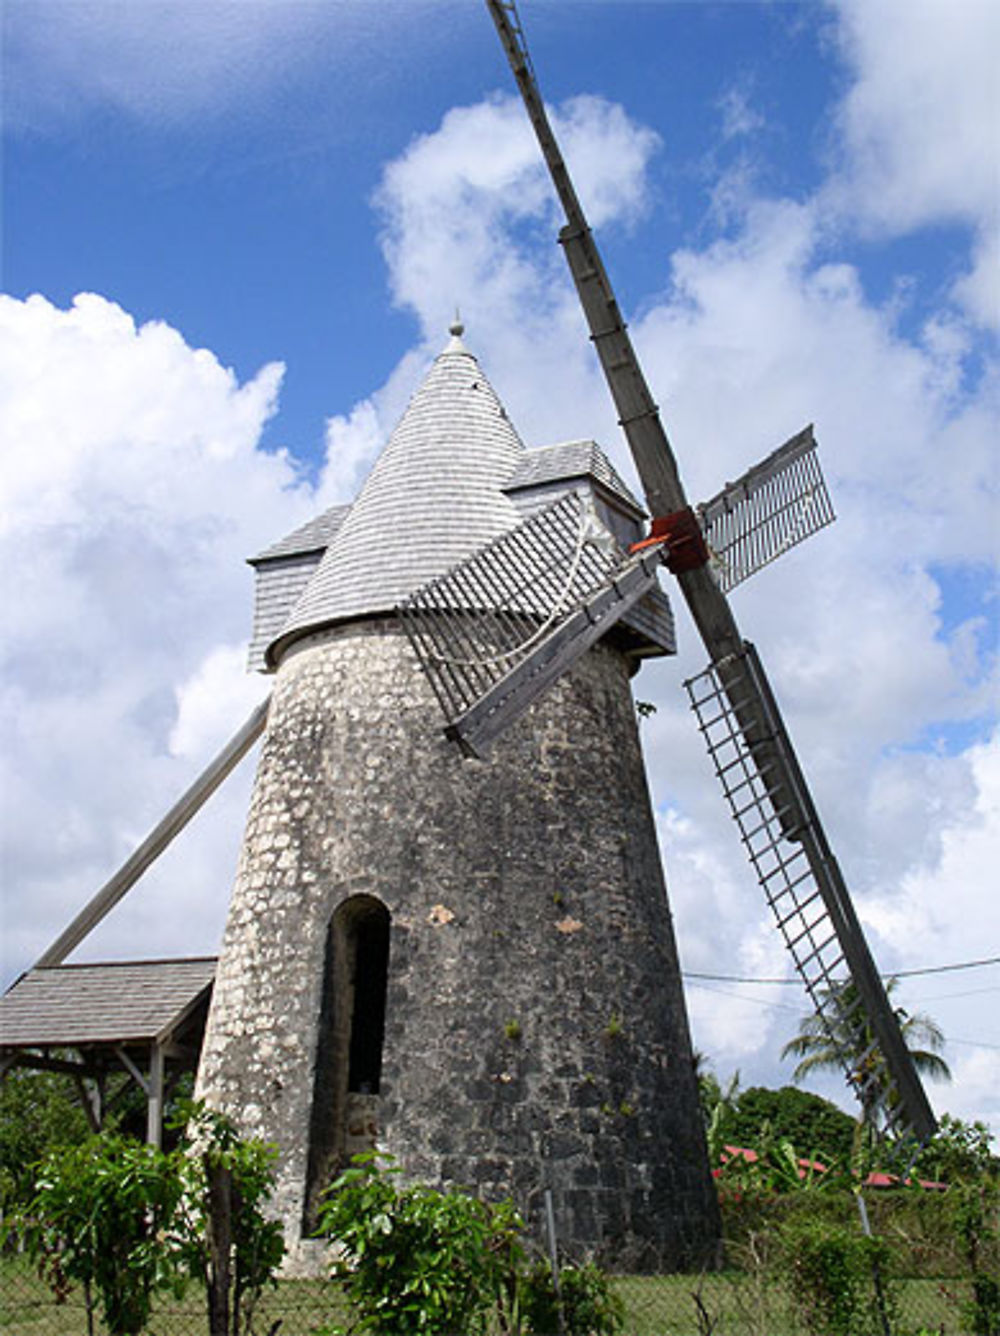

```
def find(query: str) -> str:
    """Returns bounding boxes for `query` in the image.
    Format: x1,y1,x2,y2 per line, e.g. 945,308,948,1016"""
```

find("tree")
14,1134,184,1335
170,1101,285,1336
912,1113,999,1182
0,1069,90,1211
781,978,951,1128
727,1087,856,1170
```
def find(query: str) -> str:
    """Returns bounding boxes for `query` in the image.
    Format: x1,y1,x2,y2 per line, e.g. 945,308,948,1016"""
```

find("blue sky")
4,2,836,463
2,0,998,1132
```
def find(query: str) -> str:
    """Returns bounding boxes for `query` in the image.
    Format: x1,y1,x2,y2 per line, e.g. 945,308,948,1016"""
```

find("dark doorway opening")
347,903,390,1093
304,895,390,1230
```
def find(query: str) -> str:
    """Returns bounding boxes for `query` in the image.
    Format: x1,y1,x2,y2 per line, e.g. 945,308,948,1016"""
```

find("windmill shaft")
486,0,797,830
486,4,744,659
558,225,684,518
487,0,937,1146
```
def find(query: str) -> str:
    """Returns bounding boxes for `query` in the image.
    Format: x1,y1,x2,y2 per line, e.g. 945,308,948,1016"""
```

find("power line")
895,957,1000,980
683,979,804,1015
685,979,1000,1049
917,985,1000,1004
682,956,1000,986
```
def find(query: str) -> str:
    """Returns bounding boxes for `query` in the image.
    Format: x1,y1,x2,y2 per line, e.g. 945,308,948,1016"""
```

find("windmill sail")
400,492,662,755
485,0,936,1147
686,647,932,1140
697,426,835,594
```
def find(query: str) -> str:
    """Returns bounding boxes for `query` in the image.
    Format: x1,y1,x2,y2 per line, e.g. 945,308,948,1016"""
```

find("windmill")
398,0,937,1153
6,1,935,1275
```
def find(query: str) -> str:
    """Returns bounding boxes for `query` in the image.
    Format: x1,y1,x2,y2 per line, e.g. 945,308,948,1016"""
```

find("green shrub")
913,1114,999,1183
6,1105,285,1336
519,1256,625,1335
12,1134,184,1335
316,1152,523,1335
952,1179,1000,1335
170,1101,285,1336
726,1086,856,1170
0,1069,90,1212
779,1216,898,1336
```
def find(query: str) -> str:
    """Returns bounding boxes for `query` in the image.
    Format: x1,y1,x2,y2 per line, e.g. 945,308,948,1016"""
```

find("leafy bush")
913,1113,999,1183
12,1134,185,1335
6,1103,285,1336
317,1154,626,1335
519,1256,625,1335
951,1179,1000,1335
725,1086,855,1170
0,1069,90,1211
316,1152,523,1335
779,1216,898,1336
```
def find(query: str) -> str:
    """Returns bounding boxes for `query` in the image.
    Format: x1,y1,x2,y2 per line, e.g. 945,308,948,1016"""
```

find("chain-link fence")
2,1252,993,1335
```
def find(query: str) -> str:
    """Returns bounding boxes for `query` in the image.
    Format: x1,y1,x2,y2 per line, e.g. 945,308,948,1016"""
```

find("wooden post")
205,1157,233,1336
146,1043,165,1148
74,1071,103,1132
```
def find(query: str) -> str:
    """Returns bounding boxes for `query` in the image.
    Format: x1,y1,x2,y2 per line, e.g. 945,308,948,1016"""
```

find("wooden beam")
34,696,270,968
115,1045,150,1095
1,1050,92,1077
449,552,660,755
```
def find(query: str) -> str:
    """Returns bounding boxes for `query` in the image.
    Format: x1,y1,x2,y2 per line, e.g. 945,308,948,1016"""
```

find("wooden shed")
0,957,215,1146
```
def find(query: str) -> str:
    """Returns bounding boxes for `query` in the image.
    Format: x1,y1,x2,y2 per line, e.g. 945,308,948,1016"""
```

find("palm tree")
781,977,951,1132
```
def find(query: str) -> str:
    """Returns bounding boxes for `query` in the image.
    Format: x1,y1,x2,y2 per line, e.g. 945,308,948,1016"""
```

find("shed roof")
0,958,216,1048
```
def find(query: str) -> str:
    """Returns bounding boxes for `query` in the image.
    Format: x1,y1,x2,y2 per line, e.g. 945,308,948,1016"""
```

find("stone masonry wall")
197,618,720,1271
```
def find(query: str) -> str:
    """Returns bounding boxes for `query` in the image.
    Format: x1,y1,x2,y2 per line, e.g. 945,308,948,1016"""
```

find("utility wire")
682,955,999,986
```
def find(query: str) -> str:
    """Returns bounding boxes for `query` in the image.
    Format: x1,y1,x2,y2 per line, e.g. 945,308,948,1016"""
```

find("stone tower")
197,326,720,1270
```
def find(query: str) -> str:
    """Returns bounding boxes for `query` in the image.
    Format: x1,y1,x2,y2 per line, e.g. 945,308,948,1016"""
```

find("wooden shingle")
0,957,216,1048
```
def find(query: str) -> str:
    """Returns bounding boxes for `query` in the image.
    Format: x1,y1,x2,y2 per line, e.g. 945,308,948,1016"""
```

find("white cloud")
315,93,662,493
717,83,765,142
865,733,1000,967
375,93,659,337
321,400,387,508
952,226,1000,331
826,0,1000,330
945,1047,1000,1130
169,645,270,761
0,293,315,982
830,0,1000,231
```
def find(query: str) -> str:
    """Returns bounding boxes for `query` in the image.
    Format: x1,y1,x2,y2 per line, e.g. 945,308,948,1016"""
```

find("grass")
0,1255,978,1335
612,1272,968,1334
0,1257,349,1336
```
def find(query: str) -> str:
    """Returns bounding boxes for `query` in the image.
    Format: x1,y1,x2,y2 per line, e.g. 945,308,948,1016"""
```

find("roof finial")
443,309,470,357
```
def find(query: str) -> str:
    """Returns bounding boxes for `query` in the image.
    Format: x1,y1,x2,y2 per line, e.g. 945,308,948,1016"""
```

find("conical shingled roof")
268,329,525,665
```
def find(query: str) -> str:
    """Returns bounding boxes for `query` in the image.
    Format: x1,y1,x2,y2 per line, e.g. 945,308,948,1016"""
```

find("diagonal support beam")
34,696,270,968
448,550,661,756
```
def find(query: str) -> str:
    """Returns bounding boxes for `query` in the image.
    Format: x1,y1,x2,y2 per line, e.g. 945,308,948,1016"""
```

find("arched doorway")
304,895,390,1228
